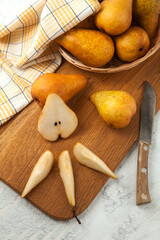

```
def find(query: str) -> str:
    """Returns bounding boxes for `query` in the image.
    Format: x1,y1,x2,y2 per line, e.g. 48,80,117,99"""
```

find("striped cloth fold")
0,0,100,126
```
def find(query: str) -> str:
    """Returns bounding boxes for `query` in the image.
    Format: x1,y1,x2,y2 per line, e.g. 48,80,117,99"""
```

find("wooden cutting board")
0,50,160,221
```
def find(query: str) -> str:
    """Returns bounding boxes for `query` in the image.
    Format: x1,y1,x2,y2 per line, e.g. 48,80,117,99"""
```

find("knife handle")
136,141,151,205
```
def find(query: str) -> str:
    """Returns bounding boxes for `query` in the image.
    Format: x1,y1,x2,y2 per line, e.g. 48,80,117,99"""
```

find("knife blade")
136,81,156,205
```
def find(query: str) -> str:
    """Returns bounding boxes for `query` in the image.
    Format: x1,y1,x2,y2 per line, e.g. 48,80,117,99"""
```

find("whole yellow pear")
31,73,87,107
133,0,160,40
90,91,137,128
114,26,150,62
95,0,133,35
55,29,114,68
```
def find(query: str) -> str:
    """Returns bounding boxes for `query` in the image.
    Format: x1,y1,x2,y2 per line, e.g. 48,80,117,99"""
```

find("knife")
136,81,156,205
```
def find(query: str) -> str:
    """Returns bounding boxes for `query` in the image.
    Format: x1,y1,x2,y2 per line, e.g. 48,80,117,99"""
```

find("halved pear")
73,143,117,180
58,150,75,207
38,94,78,141
21,150,54,198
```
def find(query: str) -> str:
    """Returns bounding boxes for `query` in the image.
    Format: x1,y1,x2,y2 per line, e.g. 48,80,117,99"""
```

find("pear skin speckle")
90,91,137,128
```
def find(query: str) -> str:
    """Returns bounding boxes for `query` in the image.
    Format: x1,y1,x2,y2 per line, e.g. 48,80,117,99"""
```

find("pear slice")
38,93,78,141
58,150,75,207
58,150,81,224
73,143,117,180
21,150,54,198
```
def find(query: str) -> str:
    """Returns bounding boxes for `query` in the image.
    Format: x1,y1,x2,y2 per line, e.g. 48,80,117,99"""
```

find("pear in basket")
114,26,150,62
133,0,160,40
95,0,133,35
55,29,114,68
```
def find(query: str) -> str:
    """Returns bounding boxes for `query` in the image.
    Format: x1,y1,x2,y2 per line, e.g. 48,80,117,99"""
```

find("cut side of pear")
21,150,54,198
38,94,78,141
58,150,81,224
73,143,117,180
58,150,75,207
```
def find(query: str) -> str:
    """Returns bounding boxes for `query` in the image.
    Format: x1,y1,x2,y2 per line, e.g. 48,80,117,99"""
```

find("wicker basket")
59,25,160,73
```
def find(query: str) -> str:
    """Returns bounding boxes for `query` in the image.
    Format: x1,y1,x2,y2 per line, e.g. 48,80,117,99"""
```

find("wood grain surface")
0,49,160,220
136,141,151,205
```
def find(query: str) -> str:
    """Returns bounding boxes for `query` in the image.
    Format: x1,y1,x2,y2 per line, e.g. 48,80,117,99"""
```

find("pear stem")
72,208,81,224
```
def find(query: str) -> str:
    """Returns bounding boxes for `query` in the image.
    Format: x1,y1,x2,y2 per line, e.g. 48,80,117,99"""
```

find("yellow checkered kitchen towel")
0,0,100,126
